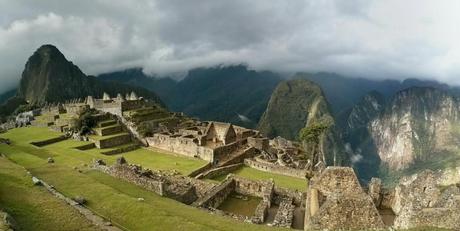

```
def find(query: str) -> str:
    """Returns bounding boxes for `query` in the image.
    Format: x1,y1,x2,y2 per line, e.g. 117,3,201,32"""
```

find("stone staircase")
89,119,140,154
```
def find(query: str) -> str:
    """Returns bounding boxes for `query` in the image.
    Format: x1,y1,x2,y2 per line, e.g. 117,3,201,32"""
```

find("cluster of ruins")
2,91,460,230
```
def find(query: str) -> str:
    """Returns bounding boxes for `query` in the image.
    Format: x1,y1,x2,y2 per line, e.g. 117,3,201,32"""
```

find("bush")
73,109,97,135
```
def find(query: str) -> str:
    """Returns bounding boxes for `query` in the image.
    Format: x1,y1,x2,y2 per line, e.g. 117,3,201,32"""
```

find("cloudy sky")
1,0,460,93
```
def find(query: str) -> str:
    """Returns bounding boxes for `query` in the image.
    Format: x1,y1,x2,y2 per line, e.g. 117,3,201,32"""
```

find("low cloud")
1,0,460,93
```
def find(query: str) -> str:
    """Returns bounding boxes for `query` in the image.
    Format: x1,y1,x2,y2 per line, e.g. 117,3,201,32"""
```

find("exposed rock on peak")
257,79,346,166
370,87,460,171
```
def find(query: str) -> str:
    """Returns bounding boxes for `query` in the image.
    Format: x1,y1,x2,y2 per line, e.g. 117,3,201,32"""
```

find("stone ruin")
304,166,460,230
92,158,305,229
86,92,145,117
372,169,460,230
304,167,385,230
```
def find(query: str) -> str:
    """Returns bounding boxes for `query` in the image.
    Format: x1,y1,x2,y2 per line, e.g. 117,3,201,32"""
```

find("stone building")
376,170,460,230
304,167,385,230
86,92,144,116
146,121,257,163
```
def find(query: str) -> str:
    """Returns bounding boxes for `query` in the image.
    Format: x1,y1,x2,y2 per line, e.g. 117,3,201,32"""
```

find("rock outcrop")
343,91,385,180
370,87,460,170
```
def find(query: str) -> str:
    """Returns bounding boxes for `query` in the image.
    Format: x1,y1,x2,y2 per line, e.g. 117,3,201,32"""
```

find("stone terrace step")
94,124,123,136
98,120,117,128
90,133,131,149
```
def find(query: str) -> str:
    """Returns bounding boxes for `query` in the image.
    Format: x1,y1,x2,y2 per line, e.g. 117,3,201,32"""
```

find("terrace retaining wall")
31,135,68,147
244,158,309,179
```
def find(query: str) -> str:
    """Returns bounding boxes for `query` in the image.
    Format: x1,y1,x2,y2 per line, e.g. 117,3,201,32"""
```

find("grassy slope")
5,126,206,175
0,127,286,231
0,157,99,231
213,166,308,191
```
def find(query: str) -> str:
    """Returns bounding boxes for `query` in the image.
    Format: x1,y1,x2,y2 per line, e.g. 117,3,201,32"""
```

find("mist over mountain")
99,65,281,128
299,72,460,117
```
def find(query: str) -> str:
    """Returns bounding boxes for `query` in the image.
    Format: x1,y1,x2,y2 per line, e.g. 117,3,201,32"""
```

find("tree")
299,119,331,170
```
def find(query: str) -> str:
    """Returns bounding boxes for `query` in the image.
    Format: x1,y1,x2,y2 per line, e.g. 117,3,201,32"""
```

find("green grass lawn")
1,127,206,175
218,193,261,217
0,127,288,231
213,166,308,191
0,157,99,231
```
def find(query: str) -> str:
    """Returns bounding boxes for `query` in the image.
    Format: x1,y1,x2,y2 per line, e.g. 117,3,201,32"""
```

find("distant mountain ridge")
99,65,281,128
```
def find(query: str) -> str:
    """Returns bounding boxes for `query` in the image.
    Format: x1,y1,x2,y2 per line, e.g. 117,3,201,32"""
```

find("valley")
0,44,459,231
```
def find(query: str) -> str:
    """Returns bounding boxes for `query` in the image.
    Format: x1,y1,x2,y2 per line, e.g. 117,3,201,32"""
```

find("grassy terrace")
212,166,308,191
0,127,286,231
0,157,99,231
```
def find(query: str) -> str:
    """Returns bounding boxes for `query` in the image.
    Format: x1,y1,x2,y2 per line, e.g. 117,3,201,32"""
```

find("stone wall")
93,159,198,204
120,100,144,111
213,140,245,162
251,200,270,224
247,137,269,151
31,135,68,147
65,104,89,116
389,170,460,230
32,175,122,231
188,163,213,177
233,176,274,203
198,163,243,179
146,134,214,162
273,197,295,228
192,178,235,208
100,144,139,155
274,186,305,206
218,147,259,167
94,134,131,149
244,158,308,179
96,125,122,136
74,143,96,150
304,167,385,230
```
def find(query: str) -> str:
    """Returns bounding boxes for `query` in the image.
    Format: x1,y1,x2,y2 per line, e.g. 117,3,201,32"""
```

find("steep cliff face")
258,79,330,139
258,79,346,165
343,91,385,180
99,65,281,128
370,87,460,170
18,44,162,105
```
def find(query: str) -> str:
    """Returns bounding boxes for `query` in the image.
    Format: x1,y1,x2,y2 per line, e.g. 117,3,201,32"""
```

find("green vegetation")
257,79,330,140
99,65,281,128
0,127,287,231
299,119,332,166
218,193,261,217
0,157,98,231
212,166,307,191
18,44,163,105
0,127,205,175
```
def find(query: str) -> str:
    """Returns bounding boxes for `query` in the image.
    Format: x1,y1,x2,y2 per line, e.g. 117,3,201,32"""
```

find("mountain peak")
17,45,163,105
